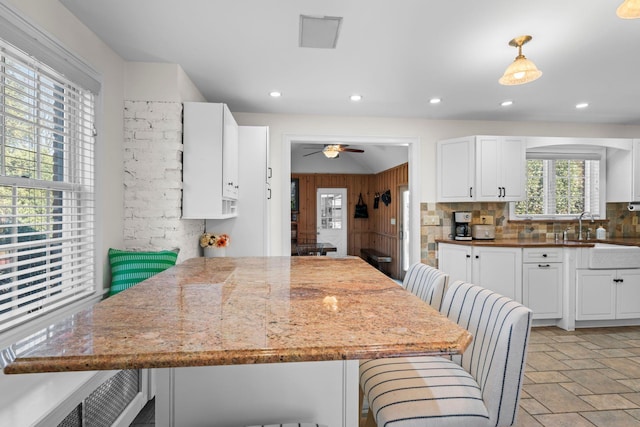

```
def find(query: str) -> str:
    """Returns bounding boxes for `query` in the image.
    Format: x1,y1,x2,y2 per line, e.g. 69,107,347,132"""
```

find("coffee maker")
452,211,472,240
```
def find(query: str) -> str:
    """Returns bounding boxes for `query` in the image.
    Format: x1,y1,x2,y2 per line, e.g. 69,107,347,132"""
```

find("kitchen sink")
589,243,640,269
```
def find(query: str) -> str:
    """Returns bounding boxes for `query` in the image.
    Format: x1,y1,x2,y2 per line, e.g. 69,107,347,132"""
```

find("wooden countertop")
436,237,640,248
4,256,472,374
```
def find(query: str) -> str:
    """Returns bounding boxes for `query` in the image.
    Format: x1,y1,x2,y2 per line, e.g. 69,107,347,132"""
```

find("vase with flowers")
200,232,230,258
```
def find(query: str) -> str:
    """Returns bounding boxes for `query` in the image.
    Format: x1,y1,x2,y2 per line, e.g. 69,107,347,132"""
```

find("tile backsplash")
420,202,640,266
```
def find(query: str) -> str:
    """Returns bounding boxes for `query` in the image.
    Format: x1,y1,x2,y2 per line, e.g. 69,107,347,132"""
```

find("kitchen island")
5,256,472,426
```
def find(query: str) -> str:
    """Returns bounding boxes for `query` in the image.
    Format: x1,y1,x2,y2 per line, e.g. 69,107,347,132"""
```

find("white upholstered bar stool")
359,263,449,416
401,262,449,310
246,424,327,427
360,281,532,427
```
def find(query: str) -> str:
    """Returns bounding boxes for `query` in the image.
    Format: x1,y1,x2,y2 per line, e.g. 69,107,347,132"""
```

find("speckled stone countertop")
436,237,640,248
4,256,472,374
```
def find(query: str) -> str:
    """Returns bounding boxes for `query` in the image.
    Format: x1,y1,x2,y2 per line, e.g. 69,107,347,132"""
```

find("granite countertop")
4,256,472,374
436,237,640,248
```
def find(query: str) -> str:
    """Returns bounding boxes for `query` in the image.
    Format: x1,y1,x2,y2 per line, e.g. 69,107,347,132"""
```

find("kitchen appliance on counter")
472,224,496,240
452,211,472,240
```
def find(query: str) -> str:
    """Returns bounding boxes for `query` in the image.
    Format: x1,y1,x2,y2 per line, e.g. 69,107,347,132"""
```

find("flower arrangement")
199,232,230,248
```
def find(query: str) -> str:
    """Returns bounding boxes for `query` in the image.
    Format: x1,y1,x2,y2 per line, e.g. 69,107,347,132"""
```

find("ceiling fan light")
323,145,340,158
617,0,640,18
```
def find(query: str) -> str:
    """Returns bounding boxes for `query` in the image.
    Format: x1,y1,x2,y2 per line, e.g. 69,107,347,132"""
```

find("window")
512,149,604,219
0,38,96,332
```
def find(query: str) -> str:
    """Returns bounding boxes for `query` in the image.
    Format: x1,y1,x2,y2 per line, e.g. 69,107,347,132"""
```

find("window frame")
0,2,102,343
509,144,607,221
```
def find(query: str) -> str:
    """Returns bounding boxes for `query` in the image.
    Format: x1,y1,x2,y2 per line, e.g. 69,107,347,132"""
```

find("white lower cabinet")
523,248,563,319
576,269,640,320
437,243,472,283
472,246,522,302
438,243,522,302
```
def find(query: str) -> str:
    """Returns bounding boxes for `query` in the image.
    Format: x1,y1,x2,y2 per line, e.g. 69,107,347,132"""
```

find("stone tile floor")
517,325,640,427
131,326,640,426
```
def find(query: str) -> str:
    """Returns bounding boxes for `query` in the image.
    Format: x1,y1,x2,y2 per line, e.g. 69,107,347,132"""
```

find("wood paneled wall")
292,162,408,278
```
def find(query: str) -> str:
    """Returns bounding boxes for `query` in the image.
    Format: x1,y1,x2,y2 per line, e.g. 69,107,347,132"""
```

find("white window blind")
0,38,96,332
513,151,602,219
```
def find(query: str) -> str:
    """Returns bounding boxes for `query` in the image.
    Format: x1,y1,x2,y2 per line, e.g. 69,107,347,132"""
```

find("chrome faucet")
578,211,594,240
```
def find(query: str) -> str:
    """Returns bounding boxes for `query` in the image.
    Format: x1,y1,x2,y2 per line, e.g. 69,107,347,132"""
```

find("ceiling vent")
299,15,342,49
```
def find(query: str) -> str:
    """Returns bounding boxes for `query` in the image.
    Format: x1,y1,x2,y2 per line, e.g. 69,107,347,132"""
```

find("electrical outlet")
423,215,440,226
480,215,494,225
390,218,396,225
634,215,639,225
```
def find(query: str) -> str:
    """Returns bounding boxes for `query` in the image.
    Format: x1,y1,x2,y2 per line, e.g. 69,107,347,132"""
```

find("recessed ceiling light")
269,91,282,98
429,97,441,104
576,102,589,109
350,94,362,101
501,100,514,107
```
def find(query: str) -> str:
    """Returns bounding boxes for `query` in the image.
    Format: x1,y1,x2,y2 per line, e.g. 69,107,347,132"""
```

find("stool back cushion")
108,248,179,296
441,281,532,426
402,263,448,310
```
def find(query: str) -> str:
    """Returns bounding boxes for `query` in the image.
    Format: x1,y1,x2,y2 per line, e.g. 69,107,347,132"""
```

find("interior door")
398,186,410,280
316,188,347,257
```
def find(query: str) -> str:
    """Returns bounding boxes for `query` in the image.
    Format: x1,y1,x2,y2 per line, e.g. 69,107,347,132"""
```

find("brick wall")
123,101,203,261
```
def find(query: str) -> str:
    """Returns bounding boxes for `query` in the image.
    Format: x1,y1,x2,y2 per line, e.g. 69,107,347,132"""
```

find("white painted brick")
123,99,201,258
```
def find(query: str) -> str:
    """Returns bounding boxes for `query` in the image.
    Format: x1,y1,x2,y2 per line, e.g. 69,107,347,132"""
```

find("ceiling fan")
303,144,365,159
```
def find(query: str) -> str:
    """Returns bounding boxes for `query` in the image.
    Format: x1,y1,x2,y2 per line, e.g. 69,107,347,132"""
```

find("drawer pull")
538,264,551,268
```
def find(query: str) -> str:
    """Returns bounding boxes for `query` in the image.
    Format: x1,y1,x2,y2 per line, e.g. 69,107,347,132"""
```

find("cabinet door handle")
469,187,473,198
267,187,271,200
538,264,551,268
268,167,272,179
475,255,479,259
466,254,471,258
542,253,548,258
614,278,624,283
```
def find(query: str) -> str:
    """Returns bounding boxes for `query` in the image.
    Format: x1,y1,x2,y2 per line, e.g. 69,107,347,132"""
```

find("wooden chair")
401,262,449,310
360,281,532,427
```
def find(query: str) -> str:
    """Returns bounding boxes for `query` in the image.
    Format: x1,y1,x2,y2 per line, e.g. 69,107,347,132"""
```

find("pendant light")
499,35,542,86
617,0,640,19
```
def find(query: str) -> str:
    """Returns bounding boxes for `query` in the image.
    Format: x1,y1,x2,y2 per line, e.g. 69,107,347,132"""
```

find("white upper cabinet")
182,102,239,219
607,139,640,202
437,136,526,202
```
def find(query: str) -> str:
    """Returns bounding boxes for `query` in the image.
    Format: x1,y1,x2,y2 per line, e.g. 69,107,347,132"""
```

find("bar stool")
246,424,327,427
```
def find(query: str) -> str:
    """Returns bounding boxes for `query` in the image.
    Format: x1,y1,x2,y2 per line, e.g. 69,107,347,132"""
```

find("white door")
317,188,347,257
399,186,410,280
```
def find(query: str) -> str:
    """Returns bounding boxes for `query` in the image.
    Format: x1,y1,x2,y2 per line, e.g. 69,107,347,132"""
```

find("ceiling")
291,143,408,174
59,0,640,126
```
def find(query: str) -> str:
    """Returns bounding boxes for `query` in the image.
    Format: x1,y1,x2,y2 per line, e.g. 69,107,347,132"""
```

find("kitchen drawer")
523,247,563,263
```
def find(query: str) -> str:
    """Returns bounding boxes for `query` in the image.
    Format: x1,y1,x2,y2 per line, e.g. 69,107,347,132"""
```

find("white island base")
155,360,359,427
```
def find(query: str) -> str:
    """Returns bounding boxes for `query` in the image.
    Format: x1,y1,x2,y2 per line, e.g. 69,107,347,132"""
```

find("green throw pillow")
108,248,179,296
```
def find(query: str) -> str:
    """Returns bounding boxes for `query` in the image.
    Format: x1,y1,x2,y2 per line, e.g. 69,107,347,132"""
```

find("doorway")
282,135,421,263
316,188,347,257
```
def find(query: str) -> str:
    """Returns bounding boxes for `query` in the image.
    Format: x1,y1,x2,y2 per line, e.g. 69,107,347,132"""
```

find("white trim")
282,134,420,265
0,0,101,94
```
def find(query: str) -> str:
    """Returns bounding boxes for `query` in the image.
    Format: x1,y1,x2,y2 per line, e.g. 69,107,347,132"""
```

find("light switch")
390,218,396,225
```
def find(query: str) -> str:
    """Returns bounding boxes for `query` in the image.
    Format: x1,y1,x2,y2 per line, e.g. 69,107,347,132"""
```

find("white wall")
234,112,640,255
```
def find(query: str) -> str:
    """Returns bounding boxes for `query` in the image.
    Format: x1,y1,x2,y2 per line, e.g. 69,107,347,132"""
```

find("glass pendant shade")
499,55,543,85
499,35,542,86
617,0,640,18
